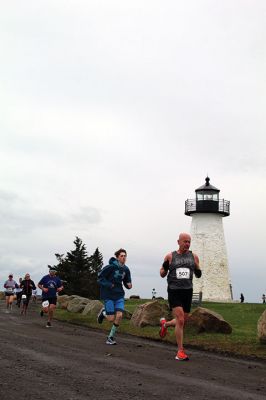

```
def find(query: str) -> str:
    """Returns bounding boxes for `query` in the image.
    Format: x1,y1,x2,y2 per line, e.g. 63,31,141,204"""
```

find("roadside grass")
54,299,266,360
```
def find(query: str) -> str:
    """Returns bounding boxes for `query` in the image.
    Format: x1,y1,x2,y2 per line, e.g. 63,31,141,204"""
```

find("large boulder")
258,309,266,344
57,295,70,309
187,307,232,334
131,300,171,328
82,300,103,316
57,295,70,303
67,296,90,313
57,295,80,309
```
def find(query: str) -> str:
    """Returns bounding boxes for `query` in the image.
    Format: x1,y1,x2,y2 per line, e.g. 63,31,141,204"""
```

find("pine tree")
88,247,103,298
52,237,103,299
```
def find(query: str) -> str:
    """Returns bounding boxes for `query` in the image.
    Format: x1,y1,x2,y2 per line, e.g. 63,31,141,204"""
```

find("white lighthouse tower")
185,177,232,302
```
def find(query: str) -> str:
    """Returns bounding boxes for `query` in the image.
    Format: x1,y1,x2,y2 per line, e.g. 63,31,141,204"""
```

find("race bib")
42,300,49,308
176,268,190,279
6,287,14,293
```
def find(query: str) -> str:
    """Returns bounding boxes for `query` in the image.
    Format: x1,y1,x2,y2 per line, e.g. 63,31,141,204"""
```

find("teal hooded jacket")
97,257,132,300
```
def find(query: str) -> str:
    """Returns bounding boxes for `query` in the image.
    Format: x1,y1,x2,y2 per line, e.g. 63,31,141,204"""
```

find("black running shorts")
167,288,193,313
42,297,57,305
22,294,31,305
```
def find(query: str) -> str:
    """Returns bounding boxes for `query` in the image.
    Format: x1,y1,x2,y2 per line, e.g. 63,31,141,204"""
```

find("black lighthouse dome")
185,177,230,216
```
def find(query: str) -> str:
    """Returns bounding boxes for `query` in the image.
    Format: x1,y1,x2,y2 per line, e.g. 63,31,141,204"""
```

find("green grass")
54,299,266,359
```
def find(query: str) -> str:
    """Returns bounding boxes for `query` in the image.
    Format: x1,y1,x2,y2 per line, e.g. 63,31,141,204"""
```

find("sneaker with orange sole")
159,317,168,338
175,349,189,361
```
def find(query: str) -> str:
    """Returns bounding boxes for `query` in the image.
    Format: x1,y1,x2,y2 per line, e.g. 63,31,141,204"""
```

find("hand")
43,288,49,293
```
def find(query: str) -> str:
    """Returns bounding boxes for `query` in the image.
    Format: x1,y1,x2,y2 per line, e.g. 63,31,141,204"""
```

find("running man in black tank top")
159,233,202,361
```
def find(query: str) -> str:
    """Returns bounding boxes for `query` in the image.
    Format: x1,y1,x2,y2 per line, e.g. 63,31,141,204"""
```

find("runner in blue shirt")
38,267,63,328
97,248,132,345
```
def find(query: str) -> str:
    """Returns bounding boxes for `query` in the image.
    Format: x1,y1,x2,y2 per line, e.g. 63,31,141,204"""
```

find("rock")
82,300,103,316
57,295,70,308
131,300,171,328
187,307,232,334
60,302,68,310
130,295,140,299
57,295,82,309
67,297,90,313
258,309,266,344
57,295,70,303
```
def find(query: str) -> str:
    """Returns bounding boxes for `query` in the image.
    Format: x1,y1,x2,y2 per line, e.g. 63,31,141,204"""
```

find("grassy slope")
54,299,266,359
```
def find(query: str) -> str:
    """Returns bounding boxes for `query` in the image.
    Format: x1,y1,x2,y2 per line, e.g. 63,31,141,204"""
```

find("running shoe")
175,349,189,361
46,322,52,328
106,336,117,345
159,317,168,338
97,307,105,324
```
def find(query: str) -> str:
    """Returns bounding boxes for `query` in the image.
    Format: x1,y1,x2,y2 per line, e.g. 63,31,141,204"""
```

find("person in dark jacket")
97,248,132,345
20,273,36,315
16,278,23,308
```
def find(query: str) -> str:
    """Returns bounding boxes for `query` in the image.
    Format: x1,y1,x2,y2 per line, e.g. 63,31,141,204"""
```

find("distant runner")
16,278,23,308
32,288,38,303
159,233,202,361
20,273,36,316
97,249,132,345
38,267,63,328
4,274,19,313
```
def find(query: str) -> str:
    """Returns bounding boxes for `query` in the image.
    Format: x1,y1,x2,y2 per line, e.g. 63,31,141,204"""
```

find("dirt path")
0,301,265,400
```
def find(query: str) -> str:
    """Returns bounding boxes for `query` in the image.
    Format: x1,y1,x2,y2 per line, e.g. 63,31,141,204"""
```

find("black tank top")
167,250,196,290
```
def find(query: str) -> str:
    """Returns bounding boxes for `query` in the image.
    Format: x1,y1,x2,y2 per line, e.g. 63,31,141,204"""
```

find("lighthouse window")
197,194,204,200
202,194,218,201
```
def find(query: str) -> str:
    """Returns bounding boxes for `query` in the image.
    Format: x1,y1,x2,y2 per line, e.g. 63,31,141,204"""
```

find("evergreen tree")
52,237,103,299
88,247,103,298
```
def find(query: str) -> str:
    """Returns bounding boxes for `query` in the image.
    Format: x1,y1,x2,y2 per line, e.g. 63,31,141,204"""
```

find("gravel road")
0,301,265,400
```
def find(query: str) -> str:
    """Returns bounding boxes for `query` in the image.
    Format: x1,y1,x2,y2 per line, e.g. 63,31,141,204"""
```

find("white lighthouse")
185,177,232,302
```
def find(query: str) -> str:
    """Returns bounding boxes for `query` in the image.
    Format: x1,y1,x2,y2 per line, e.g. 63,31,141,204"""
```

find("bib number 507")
176,268,190,279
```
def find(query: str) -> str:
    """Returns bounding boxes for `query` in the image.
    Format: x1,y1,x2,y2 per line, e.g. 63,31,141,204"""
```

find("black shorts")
42,297,57,306
5,292,14,297
167,288,193,313
22,295,31,305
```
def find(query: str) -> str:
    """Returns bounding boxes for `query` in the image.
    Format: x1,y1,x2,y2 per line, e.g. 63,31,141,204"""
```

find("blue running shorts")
104,298,124,315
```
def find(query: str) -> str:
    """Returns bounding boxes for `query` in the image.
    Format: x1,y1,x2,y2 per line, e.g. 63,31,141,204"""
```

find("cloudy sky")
1,1,265,303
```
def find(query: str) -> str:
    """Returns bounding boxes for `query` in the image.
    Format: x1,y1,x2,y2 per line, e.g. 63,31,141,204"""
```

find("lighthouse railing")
218,199,230,214
185,199,230,215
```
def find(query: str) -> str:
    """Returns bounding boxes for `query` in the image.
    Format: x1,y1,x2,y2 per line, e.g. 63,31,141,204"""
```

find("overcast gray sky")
1,1,265,302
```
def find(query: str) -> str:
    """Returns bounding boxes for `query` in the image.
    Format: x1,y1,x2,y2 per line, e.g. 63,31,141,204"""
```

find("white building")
185,177,233,302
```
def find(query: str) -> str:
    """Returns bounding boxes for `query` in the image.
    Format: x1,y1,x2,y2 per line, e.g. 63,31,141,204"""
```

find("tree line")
50,236,103,299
